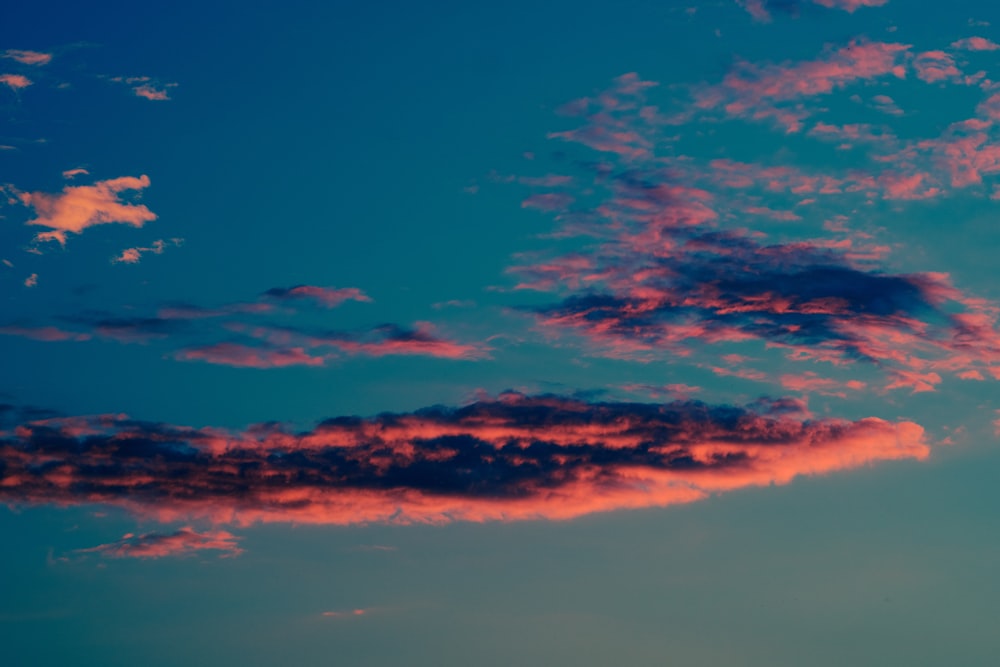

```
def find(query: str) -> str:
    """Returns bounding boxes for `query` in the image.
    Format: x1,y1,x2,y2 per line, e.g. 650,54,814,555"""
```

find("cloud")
736,0,772,22
0,291,486,365
109,76,175,101
696,40,909,131
61,168,89,179
2,50,52,66
111,238,182,264
508,76,1000,393
736,0,888,20
0,74,31,90
951,37,1000,51
74,528,243,559
912,50,965,84
19,175,156,246
0,393,928,525
23,273,37,288
175,343,327,368
133,84,170,101
262,285,372,308
194,321,491,365
810,0,887,10
0,325,89,342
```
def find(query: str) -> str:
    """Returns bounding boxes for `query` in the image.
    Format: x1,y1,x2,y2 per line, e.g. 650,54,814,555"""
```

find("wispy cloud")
175,342,327,368
111,238,182,264
510,74,1000,393
74,528,243,559
951,37,1000,52
0,393,927,525
737,0,888,21
2,49,52,66
109,76,176,101
262,285,372,308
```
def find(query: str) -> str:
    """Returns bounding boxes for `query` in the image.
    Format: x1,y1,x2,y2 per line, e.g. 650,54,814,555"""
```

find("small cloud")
951,36,1000,51
2,49,52,66
111,238,182,264
134,84,170,101
24,273,37,288
74,527,243,559
62,168,89,179
20,175,156,246
322,608,370,618
432,299,476,310
0,73,31,90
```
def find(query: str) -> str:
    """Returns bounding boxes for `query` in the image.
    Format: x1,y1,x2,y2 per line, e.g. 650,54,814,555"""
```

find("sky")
3,1,1000,664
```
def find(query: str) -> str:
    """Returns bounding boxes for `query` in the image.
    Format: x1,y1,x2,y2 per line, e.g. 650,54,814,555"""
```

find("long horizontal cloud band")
0,394,927,525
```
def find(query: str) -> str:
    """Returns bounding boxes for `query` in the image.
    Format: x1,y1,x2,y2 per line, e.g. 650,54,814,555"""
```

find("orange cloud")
2,50,52,65
0,74,31,90
0,394,929,527
19,175,156,245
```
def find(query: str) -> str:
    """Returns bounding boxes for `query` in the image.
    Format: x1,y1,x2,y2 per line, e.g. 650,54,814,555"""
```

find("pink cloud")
736,0,771,22
0,74,31,90
61,168,89,179
698,40,909,130
810,0,888,10
780,372,866,397
19,175,156,246
912,50,964,84
0,325,90,342
23,273,37,288
111,238,181,264
0,395,929,526
878,172,940,199
263,285,372,308
175,343,327,368
2,50,52,66
74,528,243,559
736,0,887,20
951,37,1000,51
133,84,170,101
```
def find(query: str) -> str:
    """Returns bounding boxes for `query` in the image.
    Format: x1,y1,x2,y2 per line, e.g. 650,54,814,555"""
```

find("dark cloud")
0,393,926,525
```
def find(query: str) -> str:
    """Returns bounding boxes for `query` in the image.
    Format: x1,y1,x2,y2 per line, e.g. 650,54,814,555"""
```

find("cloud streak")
0,394,927,525
74,528,243,559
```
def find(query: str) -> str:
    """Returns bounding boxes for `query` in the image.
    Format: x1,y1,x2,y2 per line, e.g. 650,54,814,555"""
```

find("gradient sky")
4,1,1000,665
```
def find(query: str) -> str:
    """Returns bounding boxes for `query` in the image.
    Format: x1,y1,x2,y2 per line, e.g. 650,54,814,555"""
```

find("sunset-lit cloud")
510,73,1000,393
19,175,156,246
111,238,182,264
2,50,52,66
74,528,243,559
174,342,327,368
0,394,928,526
950,37,1000,51
0,74,32,90
262,285,372,308
736,0,889,22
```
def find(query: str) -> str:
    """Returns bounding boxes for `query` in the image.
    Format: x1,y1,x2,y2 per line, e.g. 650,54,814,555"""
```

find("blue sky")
3,1,1000,664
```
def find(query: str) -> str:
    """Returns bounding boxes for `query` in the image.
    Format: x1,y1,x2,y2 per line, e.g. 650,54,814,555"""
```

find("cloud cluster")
0,288,486,366
511,69,1000,393
0,393,927,525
